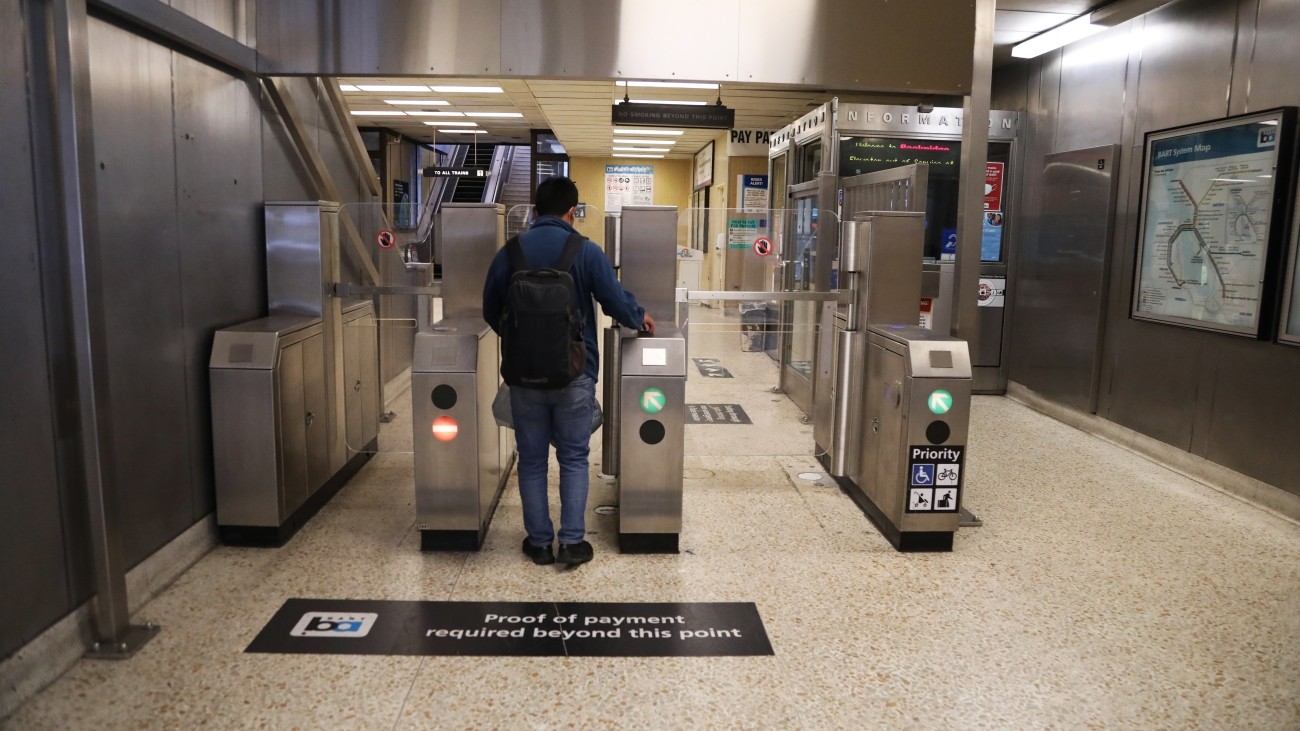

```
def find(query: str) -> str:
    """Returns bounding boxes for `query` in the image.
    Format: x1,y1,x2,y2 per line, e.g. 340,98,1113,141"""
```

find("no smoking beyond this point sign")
753,237,773,257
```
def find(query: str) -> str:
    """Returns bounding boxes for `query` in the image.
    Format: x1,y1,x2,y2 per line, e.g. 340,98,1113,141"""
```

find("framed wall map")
1131,108,1296,337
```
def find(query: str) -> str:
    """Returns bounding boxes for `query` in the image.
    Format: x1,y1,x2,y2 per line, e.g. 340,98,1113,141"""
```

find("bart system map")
1135,118,1282,333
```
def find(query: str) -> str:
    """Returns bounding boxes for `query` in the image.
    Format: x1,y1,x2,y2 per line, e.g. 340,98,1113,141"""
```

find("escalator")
447,144,496,203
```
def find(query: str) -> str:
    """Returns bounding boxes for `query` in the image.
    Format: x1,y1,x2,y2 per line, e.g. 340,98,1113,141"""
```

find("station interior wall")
0,4,375,660
993,0,1300,497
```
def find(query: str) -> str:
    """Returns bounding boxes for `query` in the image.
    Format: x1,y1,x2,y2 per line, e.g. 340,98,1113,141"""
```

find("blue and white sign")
941,228,957,259
911,464,935,486
739,174,769,213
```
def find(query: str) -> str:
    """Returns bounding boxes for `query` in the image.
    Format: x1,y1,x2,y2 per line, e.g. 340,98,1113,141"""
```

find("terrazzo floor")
5,305,1299,730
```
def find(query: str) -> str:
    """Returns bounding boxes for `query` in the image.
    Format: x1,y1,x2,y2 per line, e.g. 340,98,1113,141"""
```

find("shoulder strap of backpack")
554,232,585,273
504,235,529,273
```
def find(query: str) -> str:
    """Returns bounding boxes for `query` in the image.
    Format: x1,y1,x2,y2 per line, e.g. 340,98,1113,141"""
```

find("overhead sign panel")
424,166,490,178
613,102,735,130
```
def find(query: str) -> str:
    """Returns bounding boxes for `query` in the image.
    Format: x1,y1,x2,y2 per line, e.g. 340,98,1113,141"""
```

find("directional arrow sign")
641,388,666,414
928,389,953,415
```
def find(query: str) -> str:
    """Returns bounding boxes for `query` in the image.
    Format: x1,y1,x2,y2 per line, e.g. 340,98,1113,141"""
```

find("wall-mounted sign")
605,164,654,213
728,129,772,156
613,102,735,129
739,174,768,212
1132,108,1296,338
693,142,714,190
984,162,1004,211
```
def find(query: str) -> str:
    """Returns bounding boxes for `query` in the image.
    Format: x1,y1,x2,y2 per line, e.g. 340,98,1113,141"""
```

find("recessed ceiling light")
356,84,430,93
339,84,360,92
614,129,685,136
383,99,449,106
611,139,676,146
613,153,664,158
613,146,670,152
430,85,504,93
440,129,488,134
350,110,407,116
423,121,478,127
616,81,719,90
628,99,707,106
464,112,524,118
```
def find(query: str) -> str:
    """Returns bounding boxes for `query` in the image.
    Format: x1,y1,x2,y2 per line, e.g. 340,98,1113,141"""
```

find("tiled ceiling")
340,2,1097,159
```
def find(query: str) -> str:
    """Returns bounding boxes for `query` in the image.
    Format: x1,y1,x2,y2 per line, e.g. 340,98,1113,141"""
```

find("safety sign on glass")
906,445,962,513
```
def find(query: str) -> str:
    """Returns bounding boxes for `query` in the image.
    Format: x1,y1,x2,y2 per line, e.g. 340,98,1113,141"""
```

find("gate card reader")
843,324,972,552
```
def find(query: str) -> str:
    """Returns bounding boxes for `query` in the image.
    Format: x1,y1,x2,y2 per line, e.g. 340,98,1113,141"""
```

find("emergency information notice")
248,599,773,657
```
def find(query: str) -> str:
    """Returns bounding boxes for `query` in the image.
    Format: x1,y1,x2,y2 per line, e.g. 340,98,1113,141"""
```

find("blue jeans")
510,375,596,547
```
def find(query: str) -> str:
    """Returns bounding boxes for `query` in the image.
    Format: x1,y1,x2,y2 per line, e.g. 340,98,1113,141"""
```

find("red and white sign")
919,298,933,330
752,237,773,257
984,162,1004,211
376,229,396,249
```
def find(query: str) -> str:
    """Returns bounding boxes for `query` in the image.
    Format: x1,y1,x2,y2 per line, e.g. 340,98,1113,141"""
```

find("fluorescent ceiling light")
356,84,430,93
423,121,478,127
611,139,676,146
629,99,707,106
613,146,670,152
1011,15,1104,58
430,85,504,93
440,129,488,134
614,153,664,158
383,99,449,106
616,80,718,90
614,128,684,136
409,111,465,117
350,110,407,116
339,84,360,92
464,112,524,118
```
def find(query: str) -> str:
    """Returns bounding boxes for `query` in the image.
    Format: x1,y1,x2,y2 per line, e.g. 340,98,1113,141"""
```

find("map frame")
1281,179,1300,347
1130,108,1297,338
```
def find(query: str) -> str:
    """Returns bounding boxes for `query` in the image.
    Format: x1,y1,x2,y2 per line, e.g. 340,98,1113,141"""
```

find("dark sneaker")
556,540,594,567
522,538,554,565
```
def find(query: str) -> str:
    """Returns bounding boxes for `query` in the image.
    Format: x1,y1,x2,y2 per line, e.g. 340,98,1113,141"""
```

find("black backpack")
499,232,586,389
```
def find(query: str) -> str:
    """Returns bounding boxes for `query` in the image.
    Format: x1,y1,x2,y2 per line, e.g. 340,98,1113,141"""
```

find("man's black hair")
535,176,579,217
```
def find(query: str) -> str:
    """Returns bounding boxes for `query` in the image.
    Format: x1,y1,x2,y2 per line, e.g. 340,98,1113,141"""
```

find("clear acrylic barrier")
333,202,840,455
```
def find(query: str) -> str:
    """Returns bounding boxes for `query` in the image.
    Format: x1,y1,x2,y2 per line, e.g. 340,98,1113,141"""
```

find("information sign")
1132,109,1296,337
605,164,654,213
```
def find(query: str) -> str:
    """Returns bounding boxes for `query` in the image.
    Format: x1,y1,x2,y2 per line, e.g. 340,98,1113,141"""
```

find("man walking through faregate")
483,176,654,568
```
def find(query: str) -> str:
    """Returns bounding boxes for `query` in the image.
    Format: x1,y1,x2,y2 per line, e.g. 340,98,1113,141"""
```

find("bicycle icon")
938,467,957,481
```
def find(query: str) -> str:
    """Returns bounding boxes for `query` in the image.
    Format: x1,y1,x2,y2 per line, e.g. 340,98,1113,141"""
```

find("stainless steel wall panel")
1131,0,1238,133
1008,146,1119,412
167,0,238,38
1199,343,1300,488
341,0,500,75
736,0,974,93
172,53,265,520
1102,326,1201,450
501,0,734,81
257,0,500,75
0,0,74,660
1055,28,1128,150
1238,0,1300,111
88,17,195,568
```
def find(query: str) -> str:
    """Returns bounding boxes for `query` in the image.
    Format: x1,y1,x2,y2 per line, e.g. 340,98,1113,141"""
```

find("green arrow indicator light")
640,388,666,414
928,389,953,415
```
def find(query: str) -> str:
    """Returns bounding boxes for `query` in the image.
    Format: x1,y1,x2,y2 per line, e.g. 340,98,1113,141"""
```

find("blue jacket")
483,216,646,382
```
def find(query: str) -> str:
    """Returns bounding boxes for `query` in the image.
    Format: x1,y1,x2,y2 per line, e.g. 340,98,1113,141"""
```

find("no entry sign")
752,237,773,257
